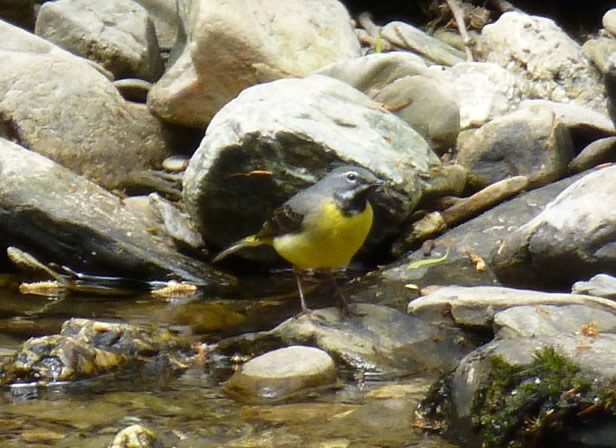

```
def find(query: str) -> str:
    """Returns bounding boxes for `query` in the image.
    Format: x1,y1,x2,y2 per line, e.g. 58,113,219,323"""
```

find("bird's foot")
294,306,313,319
338,302,363,318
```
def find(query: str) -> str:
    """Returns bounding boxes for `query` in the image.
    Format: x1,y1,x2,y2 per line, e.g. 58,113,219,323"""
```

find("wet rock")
0,318,192,384
408,286,616,329
0,20,172,190
216,304,474,378
0,139,233,286
426,62,521,129
108,424,156,448
431,340,616,448
420,286,616,447
380,21,465,66
572,273,616,299
480,11,606,114
457,103,574,191
349,173,585,310
35,0,163,81
183,75,439,251
224,346,336,404
147,0,360,127
491,165,616,290
568,136,616,173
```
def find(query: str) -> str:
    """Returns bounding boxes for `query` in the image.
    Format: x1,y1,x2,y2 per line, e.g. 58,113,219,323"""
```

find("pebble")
162,155,190,172
224,346,336,404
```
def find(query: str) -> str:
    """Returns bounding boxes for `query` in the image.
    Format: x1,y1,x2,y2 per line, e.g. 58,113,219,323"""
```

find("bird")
213,165,383,314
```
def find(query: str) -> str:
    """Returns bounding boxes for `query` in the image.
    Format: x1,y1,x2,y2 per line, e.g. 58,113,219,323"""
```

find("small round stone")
162,155,190,172
224,346,336,403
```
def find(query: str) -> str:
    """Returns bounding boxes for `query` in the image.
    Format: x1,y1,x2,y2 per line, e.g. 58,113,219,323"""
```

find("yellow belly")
272,201,373,269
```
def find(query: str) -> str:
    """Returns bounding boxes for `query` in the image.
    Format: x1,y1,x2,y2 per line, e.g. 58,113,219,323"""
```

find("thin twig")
445,0,474,62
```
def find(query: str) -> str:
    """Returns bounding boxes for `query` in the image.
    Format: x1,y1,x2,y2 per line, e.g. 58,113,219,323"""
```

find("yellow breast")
272,200,374,269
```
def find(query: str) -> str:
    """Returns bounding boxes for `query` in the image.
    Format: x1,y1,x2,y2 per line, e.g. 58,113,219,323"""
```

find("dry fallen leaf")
580,320,599,338
464,248,486,271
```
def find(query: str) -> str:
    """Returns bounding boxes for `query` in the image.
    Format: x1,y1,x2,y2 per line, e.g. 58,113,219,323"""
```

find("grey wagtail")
213,165,383,314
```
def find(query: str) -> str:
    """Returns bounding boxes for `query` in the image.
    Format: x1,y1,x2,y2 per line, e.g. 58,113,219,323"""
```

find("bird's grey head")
324,165,383,214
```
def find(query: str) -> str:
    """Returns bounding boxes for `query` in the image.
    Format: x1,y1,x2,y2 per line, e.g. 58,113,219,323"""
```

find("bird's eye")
346,172,358,183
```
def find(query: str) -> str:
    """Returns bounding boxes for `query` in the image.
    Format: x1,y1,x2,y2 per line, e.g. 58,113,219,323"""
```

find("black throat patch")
333,188,368,216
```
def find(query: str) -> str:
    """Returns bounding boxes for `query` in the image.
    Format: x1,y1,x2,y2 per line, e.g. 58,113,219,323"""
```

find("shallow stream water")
0,278,460,448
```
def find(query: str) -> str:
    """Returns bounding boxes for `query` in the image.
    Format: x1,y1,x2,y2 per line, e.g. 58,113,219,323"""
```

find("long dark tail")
212,235,263,263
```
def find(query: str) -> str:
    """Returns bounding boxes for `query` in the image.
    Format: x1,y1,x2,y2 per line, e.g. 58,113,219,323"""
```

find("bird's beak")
369,179,386,191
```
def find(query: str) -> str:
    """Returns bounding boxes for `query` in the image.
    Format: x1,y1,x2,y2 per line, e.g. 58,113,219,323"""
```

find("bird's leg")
293,267,312,315
327,269,356,317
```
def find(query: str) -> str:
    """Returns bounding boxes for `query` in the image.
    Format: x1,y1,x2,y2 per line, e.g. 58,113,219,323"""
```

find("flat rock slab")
408,285,616,328
224,345,335,404
0,138,233,287
494,304,616,338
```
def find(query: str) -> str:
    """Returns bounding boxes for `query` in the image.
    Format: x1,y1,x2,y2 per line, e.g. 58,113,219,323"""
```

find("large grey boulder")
0,20,172,190
35,0,163,81
491,165,616,289
183,75,440,251
147,0,361,127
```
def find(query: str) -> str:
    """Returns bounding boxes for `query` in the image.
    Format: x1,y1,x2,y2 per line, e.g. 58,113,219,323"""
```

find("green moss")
471,346,616,448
